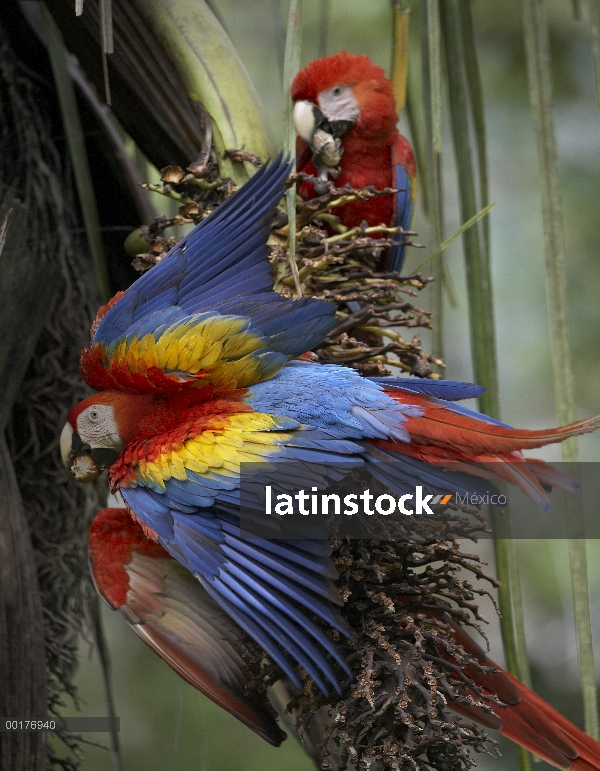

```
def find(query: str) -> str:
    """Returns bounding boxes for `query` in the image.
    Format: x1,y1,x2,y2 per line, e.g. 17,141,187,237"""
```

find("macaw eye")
332,86,342,96
89,409,100,422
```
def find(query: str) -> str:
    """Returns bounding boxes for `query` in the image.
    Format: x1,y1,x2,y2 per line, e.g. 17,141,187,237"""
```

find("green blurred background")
57,1,600,769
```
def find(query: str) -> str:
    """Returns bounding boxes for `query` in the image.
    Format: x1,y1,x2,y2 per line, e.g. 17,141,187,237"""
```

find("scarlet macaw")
62,157,600,765
292,51,417,272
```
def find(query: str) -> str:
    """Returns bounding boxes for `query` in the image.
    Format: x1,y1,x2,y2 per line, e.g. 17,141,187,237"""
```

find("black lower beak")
66,431,87,469
312,105,355,138
90,447,121,470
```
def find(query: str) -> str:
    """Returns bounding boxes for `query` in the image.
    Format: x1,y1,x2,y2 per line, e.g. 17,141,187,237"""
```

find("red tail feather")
446,618,600,770
384,390,600,456
371,439,566,507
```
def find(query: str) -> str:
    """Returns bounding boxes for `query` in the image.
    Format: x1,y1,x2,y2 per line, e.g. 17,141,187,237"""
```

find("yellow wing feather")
95,315,281,390
130,412,290,492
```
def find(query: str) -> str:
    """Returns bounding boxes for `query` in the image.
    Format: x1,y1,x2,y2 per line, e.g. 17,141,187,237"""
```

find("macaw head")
291,51,398,153
60,391,152,482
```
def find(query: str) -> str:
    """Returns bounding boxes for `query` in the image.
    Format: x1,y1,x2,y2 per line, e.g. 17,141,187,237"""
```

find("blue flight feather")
93,156,337,358
388,162,414,273
369,377,486,402
198,578,304,689
210,576,337,694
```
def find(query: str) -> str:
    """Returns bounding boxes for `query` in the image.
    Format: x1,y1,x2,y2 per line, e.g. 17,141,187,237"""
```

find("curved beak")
293,100,320,144
293,100,355,147
60,422,75,467
60,422,119,483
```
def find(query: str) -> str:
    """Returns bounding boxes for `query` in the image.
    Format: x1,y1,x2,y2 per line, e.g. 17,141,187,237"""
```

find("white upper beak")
60,422,74,467
293,100,318,143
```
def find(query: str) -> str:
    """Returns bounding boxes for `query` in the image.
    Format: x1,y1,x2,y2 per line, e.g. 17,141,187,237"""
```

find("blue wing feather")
197,581,303,689
363,445,502,499
209,576,334,693
116,358,517,693
221,564,349,669
369,377,486,402
223,531,338,579
119,480,350,694
93,156,337,358
388,162,414,273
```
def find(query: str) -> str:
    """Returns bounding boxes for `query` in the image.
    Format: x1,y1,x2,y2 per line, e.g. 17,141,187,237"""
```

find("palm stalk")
523,0,599,739
318,0,330,58
589,0,600,122
128,0,277,184
439,1,497,416
283,0,303,297
439,12,533,768
391,0,411,112
490,509,531,771
405,75,427,205
41,2,110,303
99,0,113,102
457,1,490,258
419,0,444,358
88,595,121,771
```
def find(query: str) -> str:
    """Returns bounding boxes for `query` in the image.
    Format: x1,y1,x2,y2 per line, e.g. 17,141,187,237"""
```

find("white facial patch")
76,404,123,450
317,85,360,124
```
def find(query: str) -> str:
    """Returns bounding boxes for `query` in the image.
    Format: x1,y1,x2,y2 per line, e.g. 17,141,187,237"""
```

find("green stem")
405,76,428,208
508,542,532,689
523,0,598,738
88,594,121,771
143,183,195,204
440,0,498,416
440,11,532,765
458,0,490,258
489,501,531,686
414,202,495,273
318,0,330,58
41,4,111,302
283,0,303,297
419,0,444,358
423,0,443,155
492,532,533,771
522,0,576,428
568,531,599,736
589,0,600,125
391,1,411,112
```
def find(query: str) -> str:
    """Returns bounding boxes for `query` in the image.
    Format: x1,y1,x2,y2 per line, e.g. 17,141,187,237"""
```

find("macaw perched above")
61,157,600,767
291,51,417,272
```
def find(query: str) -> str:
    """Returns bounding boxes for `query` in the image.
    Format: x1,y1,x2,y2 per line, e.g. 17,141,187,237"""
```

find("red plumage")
292,51,416,256
91,506,600,768
442,616,600,771
380,389,599,456
89,507,169,608
61,150,600,764
89,508,286,745
374,388,599,504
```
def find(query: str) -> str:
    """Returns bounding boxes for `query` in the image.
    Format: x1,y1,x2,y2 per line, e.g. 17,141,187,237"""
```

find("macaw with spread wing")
62,157,600,766
292,51,417,272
